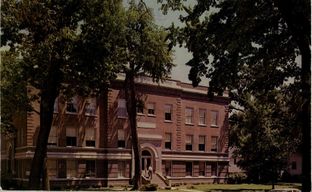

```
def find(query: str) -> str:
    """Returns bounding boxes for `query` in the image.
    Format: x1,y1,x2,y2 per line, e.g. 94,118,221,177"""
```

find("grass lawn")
159,183,301,192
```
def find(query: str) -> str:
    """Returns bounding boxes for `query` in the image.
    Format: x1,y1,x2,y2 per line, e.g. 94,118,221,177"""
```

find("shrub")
227,172,247,184
140,183,158,191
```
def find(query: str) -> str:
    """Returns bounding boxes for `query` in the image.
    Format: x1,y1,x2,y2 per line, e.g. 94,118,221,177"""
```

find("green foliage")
1,0,127,189
161,0,309,187
0,51,30,135
229,88,302,183
227,172,248,184
124,0,174,81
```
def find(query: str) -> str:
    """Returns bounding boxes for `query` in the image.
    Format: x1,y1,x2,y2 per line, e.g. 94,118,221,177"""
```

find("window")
211,136,218,152
118,129,125,148
66,97,78,113
53,97,59,113
136,102,144,114
199,162,205,176
85,98,96,116
165,161,171,176
199,136,205,151
186,162,192,176
164,104,172,121
48,126,57,146
66,160,77,178
47,160,57,178
86,160,96,177
118,161,126,178
66,127,77,146
147,103,155,115
199,109,206,125
185,108,194,124
211,111,219,126
291,161,297,170
66,137,77,146
117,99,127,118
211,163,218,176
185,135,193,151
85,127,95,147
165,133,172,150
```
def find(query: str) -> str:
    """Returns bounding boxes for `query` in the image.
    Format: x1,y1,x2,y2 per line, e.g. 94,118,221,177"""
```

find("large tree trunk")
28,87,58,189
125,70,141,190
28,62,60,189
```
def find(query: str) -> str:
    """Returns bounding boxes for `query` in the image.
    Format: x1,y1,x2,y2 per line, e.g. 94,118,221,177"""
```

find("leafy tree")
161,0,310,190
122,1,174,189
0,51,28,136
229,87,302,188
1,0,125,189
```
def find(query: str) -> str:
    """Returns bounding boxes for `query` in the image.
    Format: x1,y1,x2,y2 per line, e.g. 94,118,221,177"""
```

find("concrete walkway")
179,189,204,192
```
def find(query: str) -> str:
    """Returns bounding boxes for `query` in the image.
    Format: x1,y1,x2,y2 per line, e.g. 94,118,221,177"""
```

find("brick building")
1,76,230,188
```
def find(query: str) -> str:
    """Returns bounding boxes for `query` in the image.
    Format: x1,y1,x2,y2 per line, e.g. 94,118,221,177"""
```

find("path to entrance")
179,189,204,192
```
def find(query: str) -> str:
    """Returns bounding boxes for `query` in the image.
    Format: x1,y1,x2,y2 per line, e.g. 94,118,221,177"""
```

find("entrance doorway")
141,150,152,179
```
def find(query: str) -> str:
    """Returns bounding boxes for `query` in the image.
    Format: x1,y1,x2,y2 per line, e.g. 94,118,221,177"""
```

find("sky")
142,1,203,85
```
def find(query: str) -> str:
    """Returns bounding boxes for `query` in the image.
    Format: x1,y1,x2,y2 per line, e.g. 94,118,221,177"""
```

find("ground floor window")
199,161,205,176
211,162,218,176
47,160,57,178
118,161,126,178
165,161,172,176
86,160,96,177
185,162,192,176
67,160,77,178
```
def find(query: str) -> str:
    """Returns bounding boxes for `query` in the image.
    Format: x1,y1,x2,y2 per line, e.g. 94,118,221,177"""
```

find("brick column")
176,98,182,151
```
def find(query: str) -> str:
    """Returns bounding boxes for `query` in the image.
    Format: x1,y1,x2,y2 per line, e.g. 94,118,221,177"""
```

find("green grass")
159,183,301,192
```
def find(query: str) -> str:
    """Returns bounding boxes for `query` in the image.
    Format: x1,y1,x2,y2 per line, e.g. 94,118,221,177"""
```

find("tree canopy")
122,1,174,189
1,0,126,189
161,0,310,190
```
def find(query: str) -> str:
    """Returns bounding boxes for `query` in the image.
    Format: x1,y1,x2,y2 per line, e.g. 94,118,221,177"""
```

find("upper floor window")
117,99,127,118
66,97,78,113
66,127,77,146
185,135,193,151
211,136,218,152
118,129,125,148
85,98,96,116
199,109,207,125
211,111,219,127
199,136,206,151
185,108,194,124
136,105,144,114
85,127,95,147
164,104,172,121
165,133,172,150
147,103,155,116
48,126,57,146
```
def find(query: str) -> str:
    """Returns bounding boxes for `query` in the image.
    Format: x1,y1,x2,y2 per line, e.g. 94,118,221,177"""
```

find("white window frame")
164,104,173,121
211,111,219,127
199,109,207,125
147,103,156,116
185,107,194,124
117,99,127,118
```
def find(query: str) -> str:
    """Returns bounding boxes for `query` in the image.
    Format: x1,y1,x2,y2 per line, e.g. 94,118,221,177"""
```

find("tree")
122,1,174,189
161,0,310,190
1,0,125,189
0,51,28,136
229,87,302,188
